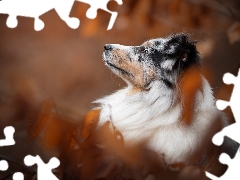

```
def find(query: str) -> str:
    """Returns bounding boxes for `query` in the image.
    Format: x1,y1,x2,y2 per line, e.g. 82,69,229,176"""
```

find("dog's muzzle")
103,44,113,62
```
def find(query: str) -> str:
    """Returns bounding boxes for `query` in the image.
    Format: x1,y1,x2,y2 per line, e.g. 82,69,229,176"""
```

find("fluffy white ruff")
94,77,225,165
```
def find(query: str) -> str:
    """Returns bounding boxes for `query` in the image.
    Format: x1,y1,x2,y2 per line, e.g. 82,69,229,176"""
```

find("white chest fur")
94,77,224,165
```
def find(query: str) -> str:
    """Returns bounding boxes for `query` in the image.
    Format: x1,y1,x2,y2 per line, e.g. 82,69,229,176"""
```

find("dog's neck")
94,80,181,141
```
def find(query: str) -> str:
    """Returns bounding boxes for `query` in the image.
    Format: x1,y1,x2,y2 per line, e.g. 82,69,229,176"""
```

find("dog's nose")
104,44,113,51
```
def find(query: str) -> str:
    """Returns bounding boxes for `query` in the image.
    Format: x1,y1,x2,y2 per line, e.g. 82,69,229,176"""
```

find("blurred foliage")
0,0,240,179
76,0,240,42
12,99,234,180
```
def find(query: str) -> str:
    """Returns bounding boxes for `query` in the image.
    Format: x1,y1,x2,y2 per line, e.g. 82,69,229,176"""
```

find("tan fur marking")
109,47,157,89
120,60,144,86
111,49,128,62
109,49,145,87
143,41,152,47
127,86,144,95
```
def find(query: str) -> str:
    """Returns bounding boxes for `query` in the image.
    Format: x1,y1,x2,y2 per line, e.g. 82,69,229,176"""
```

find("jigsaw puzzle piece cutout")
206,147,240,180
24,155,60,180
214,69,240,146
51,0,80,29
222,72,237,85
0,126,15,146
0,0,51,30
0,0,80,31
76,0,123,30
206,69,240,179
12,172,24,180
0,160,24,180
216,100,229,111
216,69,240,120
212,122,240,147
0,160,8,171
205,136,239,178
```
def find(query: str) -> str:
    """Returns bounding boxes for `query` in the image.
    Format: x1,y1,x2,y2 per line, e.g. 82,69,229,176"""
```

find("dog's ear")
164,33,199,64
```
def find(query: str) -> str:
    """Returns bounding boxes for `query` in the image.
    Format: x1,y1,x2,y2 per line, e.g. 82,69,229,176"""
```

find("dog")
93,33,228,169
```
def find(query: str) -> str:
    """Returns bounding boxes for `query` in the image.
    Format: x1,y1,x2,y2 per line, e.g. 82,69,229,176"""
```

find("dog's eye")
142,48,149,54
139,47,148,54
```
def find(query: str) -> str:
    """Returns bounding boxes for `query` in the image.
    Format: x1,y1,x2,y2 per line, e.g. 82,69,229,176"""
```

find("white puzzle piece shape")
76,0,123,30
206,68,240,179
0,126,15,146
12,172,24,180
24,155,60,180
0,160,8,171
0,0,123,31
213,69,240,146
0,0,80,31
206,148,240,180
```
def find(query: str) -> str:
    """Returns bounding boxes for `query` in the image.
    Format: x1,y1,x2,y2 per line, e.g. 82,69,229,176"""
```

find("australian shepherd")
93,33,227,169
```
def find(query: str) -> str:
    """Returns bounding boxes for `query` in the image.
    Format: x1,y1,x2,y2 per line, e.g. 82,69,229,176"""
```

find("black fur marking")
138,55,145,62
154,41,161,46
164,34,200,69
149,51,165,68
147,34,200,88
162,78,174,88
149,34,200,71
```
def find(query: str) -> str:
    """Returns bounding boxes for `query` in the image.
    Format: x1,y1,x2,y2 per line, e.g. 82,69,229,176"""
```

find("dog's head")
103,34,200,89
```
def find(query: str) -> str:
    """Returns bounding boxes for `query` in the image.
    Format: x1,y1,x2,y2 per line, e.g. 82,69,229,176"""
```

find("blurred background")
0,0,240,179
